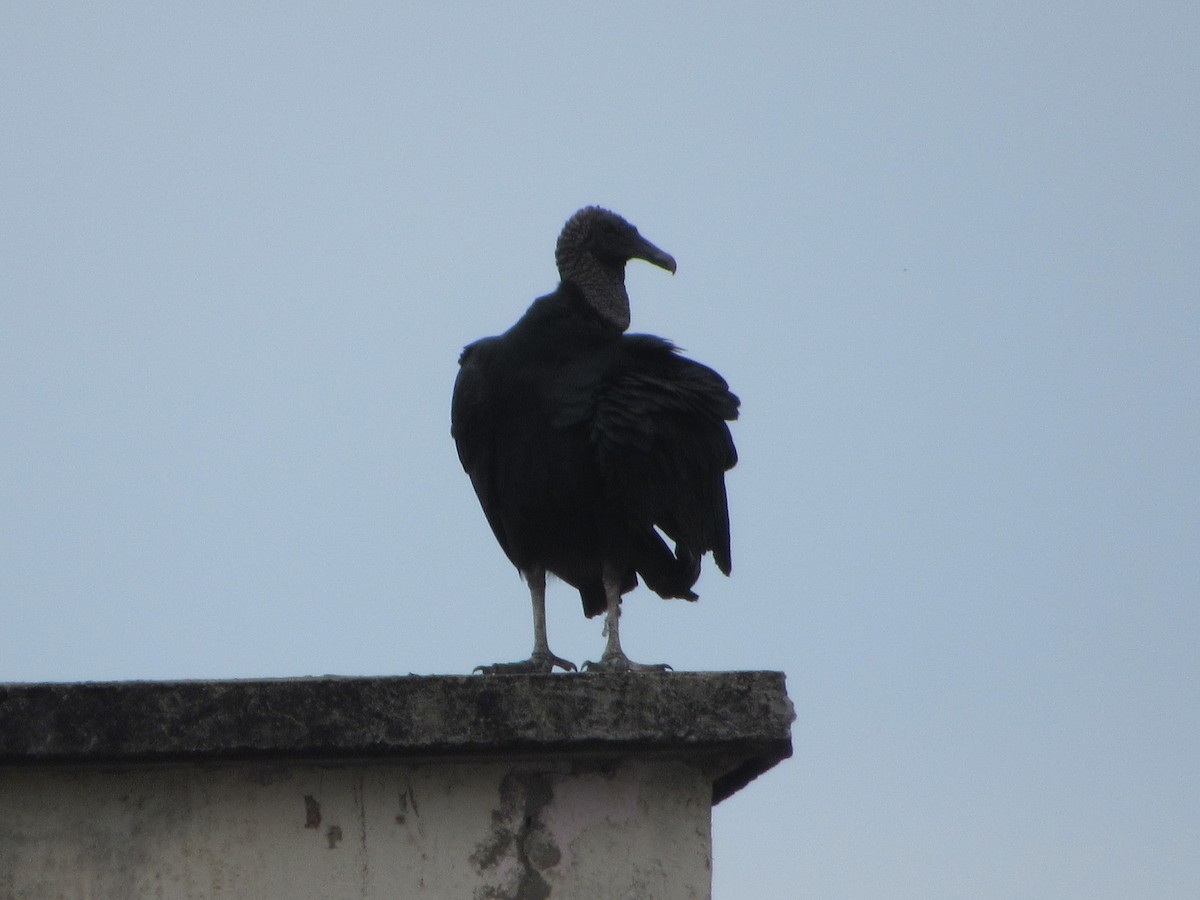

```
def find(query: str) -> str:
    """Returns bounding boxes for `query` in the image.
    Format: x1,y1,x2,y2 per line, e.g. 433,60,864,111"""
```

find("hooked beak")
631,235,677,274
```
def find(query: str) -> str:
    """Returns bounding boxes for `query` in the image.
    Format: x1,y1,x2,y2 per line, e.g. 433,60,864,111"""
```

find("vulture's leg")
474,566,576,674
583,565,672,673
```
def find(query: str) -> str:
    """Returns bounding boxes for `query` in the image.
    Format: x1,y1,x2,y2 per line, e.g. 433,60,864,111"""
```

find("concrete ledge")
0,673,794,897
0,672,793,803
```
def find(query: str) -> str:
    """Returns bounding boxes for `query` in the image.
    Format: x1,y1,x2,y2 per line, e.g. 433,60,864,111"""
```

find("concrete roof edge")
0,672,794,802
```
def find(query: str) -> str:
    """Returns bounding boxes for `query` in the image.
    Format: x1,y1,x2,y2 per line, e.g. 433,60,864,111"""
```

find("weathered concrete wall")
0,673,794,899
0,758,711,900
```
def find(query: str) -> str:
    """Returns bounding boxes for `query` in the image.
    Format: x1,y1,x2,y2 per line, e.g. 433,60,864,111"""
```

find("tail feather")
632,529,701,601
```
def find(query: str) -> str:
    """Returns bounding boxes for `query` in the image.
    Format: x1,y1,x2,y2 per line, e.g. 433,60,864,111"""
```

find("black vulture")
451,207,739,673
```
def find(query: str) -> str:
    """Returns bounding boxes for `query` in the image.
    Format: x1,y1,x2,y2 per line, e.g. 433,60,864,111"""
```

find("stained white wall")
0,758,712,900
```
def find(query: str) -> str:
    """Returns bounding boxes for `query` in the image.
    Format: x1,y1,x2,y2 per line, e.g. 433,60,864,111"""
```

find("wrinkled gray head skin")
554,207,676,331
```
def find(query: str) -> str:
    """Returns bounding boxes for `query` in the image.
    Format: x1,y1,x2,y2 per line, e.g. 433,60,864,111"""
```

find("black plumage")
451,207,739,672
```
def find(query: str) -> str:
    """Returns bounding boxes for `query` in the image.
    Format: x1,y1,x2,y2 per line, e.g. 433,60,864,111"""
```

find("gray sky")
3,3,1197,897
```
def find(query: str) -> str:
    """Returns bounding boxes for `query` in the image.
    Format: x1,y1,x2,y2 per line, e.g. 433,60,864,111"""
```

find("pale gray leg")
475,566,576,674
583,564,672,672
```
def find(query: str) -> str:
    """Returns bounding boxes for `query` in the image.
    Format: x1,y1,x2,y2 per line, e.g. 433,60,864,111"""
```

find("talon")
582,653,672,673
473,652,576,675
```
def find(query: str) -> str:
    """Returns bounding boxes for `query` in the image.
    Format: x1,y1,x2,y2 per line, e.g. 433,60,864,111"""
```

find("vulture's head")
554,207,676,330
556,207,676,278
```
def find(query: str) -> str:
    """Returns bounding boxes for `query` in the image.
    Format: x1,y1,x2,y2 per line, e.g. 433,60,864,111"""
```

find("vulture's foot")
473,651,577,675
582,653,672,673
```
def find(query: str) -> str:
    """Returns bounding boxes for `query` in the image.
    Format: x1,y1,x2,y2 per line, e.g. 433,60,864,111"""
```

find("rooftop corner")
0,670,794,803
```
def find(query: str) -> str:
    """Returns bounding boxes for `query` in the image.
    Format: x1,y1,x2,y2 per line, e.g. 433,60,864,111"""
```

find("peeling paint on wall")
471,773,558,899
325,824,343,850
303,795,321,829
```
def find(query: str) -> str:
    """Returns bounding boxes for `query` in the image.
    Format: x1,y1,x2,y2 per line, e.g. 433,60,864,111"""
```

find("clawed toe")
582,653,672,673
474,652,577,675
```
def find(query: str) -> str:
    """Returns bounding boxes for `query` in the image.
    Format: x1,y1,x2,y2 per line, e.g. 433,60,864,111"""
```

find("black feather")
451,208,738,619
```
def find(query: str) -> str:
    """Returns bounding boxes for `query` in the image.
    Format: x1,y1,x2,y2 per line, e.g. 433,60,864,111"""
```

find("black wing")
580,335,739,578
451,338,516,564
